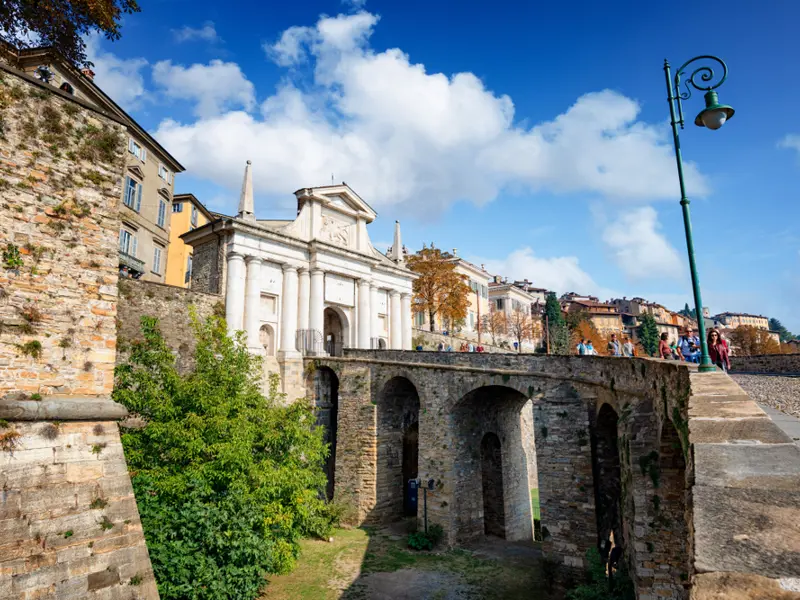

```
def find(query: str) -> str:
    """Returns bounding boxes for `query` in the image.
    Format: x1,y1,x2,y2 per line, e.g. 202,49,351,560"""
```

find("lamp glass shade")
694,90,735,129
701,109,728,130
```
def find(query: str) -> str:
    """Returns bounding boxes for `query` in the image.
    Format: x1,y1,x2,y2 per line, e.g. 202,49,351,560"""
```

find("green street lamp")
663,55,735,372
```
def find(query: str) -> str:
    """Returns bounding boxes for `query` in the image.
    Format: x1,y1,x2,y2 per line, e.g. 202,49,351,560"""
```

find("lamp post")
664,55,735,372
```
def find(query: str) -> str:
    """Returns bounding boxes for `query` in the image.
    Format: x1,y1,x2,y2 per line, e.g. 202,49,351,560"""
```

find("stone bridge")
307,350,800,600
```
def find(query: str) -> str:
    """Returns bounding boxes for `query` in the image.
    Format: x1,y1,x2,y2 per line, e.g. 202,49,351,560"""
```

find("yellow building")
165,194,213,288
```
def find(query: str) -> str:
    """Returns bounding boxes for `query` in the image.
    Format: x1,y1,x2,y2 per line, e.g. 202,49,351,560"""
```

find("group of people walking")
577,333,635,357
576,328,732,371
659,327,731,371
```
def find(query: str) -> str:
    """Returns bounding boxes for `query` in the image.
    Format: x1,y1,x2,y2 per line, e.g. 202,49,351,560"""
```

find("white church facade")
183,162,416,395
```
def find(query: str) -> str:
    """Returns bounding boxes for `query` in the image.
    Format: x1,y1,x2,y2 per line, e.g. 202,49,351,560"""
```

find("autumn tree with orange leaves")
0,0,140,67
481,305,507,346
727,326,781,356
407,245,471,333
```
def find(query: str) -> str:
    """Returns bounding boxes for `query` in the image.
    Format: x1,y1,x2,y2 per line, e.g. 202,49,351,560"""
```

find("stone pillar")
370,284,380,347
310,268,325,337
244,256,263,352
298,268,310,331
401,293,412,350
358,278,371,349
390,291,402,350
225,252,246,337
279,265,299,354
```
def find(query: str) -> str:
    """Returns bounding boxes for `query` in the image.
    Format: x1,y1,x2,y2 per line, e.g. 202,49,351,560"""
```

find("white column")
401,293,412,350
309,269,325,335
225,252,246,337
279,265,299,354
298,268,310,331
244,256,262,351
370,284,380,347
390,291,402,350
358,278,371,349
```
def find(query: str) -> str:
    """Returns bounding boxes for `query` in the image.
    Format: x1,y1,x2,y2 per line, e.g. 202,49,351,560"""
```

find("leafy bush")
114,314,338,600
566,548,634,600
407,523,444,551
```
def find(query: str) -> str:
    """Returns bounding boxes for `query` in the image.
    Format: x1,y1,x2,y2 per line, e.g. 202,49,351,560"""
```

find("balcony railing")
119,251,145,276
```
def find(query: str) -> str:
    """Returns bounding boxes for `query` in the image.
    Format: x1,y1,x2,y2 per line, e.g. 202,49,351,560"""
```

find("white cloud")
85,34,147,111
157,11,708,217
152,60,255,118
779,134,800,156
477,247,601,296
602,206,684,281
172,22,220,43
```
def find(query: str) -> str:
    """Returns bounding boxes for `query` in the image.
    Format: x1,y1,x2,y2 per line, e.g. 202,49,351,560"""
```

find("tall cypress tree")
638,313,660,357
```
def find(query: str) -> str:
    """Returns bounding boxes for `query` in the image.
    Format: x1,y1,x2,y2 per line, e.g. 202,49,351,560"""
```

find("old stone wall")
187,236,224,295
116,278,221,372
0,68,159,598
730,353,800,374
411,328,510,353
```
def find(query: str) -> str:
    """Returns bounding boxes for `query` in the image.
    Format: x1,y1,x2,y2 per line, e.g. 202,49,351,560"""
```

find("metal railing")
296,329,323,355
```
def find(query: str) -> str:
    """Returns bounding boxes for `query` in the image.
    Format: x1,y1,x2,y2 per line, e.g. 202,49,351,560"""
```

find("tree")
114,314,338,599
728,325,781,356
638,313,660,357
544,293,565,327
481,304,507,346
679,303,696,319
407,245,470,333
0,0,140,68
570,319,610,356
542,293,570,354
768,318,796,343
507,307,540,352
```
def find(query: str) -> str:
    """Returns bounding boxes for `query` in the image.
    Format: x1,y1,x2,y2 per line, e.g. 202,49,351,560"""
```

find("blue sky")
88,0,800,331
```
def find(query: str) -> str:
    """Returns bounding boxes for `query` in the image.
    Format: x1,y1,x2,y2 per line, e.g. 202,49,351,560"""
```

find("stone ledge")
690,417,792,444
691,572,800,599
694,443,800,490
0,397,128,421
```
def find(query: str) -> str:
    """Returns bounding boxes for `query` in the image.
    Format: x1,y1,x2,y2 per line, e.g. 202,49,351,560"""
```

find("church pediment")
295,184,377,223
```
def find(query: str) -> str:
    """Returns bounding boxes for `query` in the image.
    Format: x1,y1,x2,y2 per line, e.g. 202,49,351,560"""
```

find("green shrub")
407,524,444,551
114,314,338,600
565,547,634,600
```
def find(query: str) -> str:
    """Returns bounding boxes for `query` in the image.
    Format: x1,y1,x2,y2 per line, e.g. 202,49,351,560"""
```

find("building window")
153,246,163,274
59,82,74,95
190,206,198,228
185,255,193,284
157,199,167,228
496,298,504,311
414,311,424,328
172,202,183,213
469,311,475,328
481,284,488,299
158,164,172,184
123,176,142,211
128,138,146,162
119,228,137,257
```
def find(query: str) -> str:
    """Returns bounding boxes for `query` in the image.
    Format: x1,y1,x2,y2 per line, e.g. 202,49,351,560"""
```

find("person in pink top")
707,328,731,371
658,332,672,359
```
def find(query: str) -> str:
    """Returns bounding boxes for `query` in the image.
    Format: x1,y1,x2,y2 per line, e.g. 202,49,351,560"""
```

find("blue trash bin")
406,479,418,516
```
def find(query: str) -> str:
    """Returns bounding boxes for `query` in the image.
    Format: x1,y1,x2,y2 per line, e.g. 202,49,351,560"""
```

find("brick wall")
730,353,800,375
0,68,159,598
116,279,222,372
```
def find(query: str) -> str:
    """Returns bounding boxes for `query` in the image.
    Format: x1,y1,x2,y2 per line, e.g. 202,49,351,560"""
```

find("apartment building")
165,194,213,288
712,312,770,331
1,42,185,283
489,277,541,316
566,299,624,335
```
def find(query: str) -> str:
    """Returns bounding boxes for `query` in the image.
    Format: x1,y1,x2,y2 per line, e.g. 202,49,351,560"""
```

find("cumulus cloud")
152,60,255,118
172,22,220,43
779,134,800,157
477,247,601,296
155,10,708,216
602,206,684,281
85,34,147,110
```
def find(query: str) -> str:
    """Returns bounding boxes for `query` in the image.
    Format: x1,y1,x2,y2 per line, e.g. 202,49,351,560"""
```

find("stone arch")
480,432,505,537
324,306,350,354
259,323,275,356
311,366,339,500
451,385,533,542
375,376,420,521
592,402,623,559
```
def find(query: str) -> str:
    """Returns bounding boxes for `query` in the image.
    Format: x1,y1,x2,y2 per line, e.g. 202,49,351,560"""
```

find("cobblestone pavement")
730,374,800,420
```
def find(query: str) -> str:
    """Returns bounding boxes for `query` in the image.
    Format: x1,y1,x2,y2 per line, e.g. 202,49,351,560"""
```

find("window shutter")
141,148,147,163
128,138,134,153
131,236,138,257
119,230,125,252
136,183,142,212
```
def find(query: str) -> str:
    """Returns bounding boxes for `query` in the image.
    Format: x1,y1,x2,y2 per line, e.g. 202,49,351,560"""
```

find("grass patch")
263,527,543,600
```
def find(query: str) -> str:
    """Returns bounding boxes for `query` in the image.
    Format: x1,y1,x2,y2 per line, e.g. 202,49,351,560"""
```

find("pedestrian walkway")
759,403,800,445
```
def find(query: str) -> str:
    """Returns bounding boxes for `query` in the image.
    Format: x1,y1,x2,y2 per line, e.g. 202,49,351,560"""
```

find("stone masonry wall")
730,353,800,374
0,68,159,598
411,328,510,353
116,279,221,372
